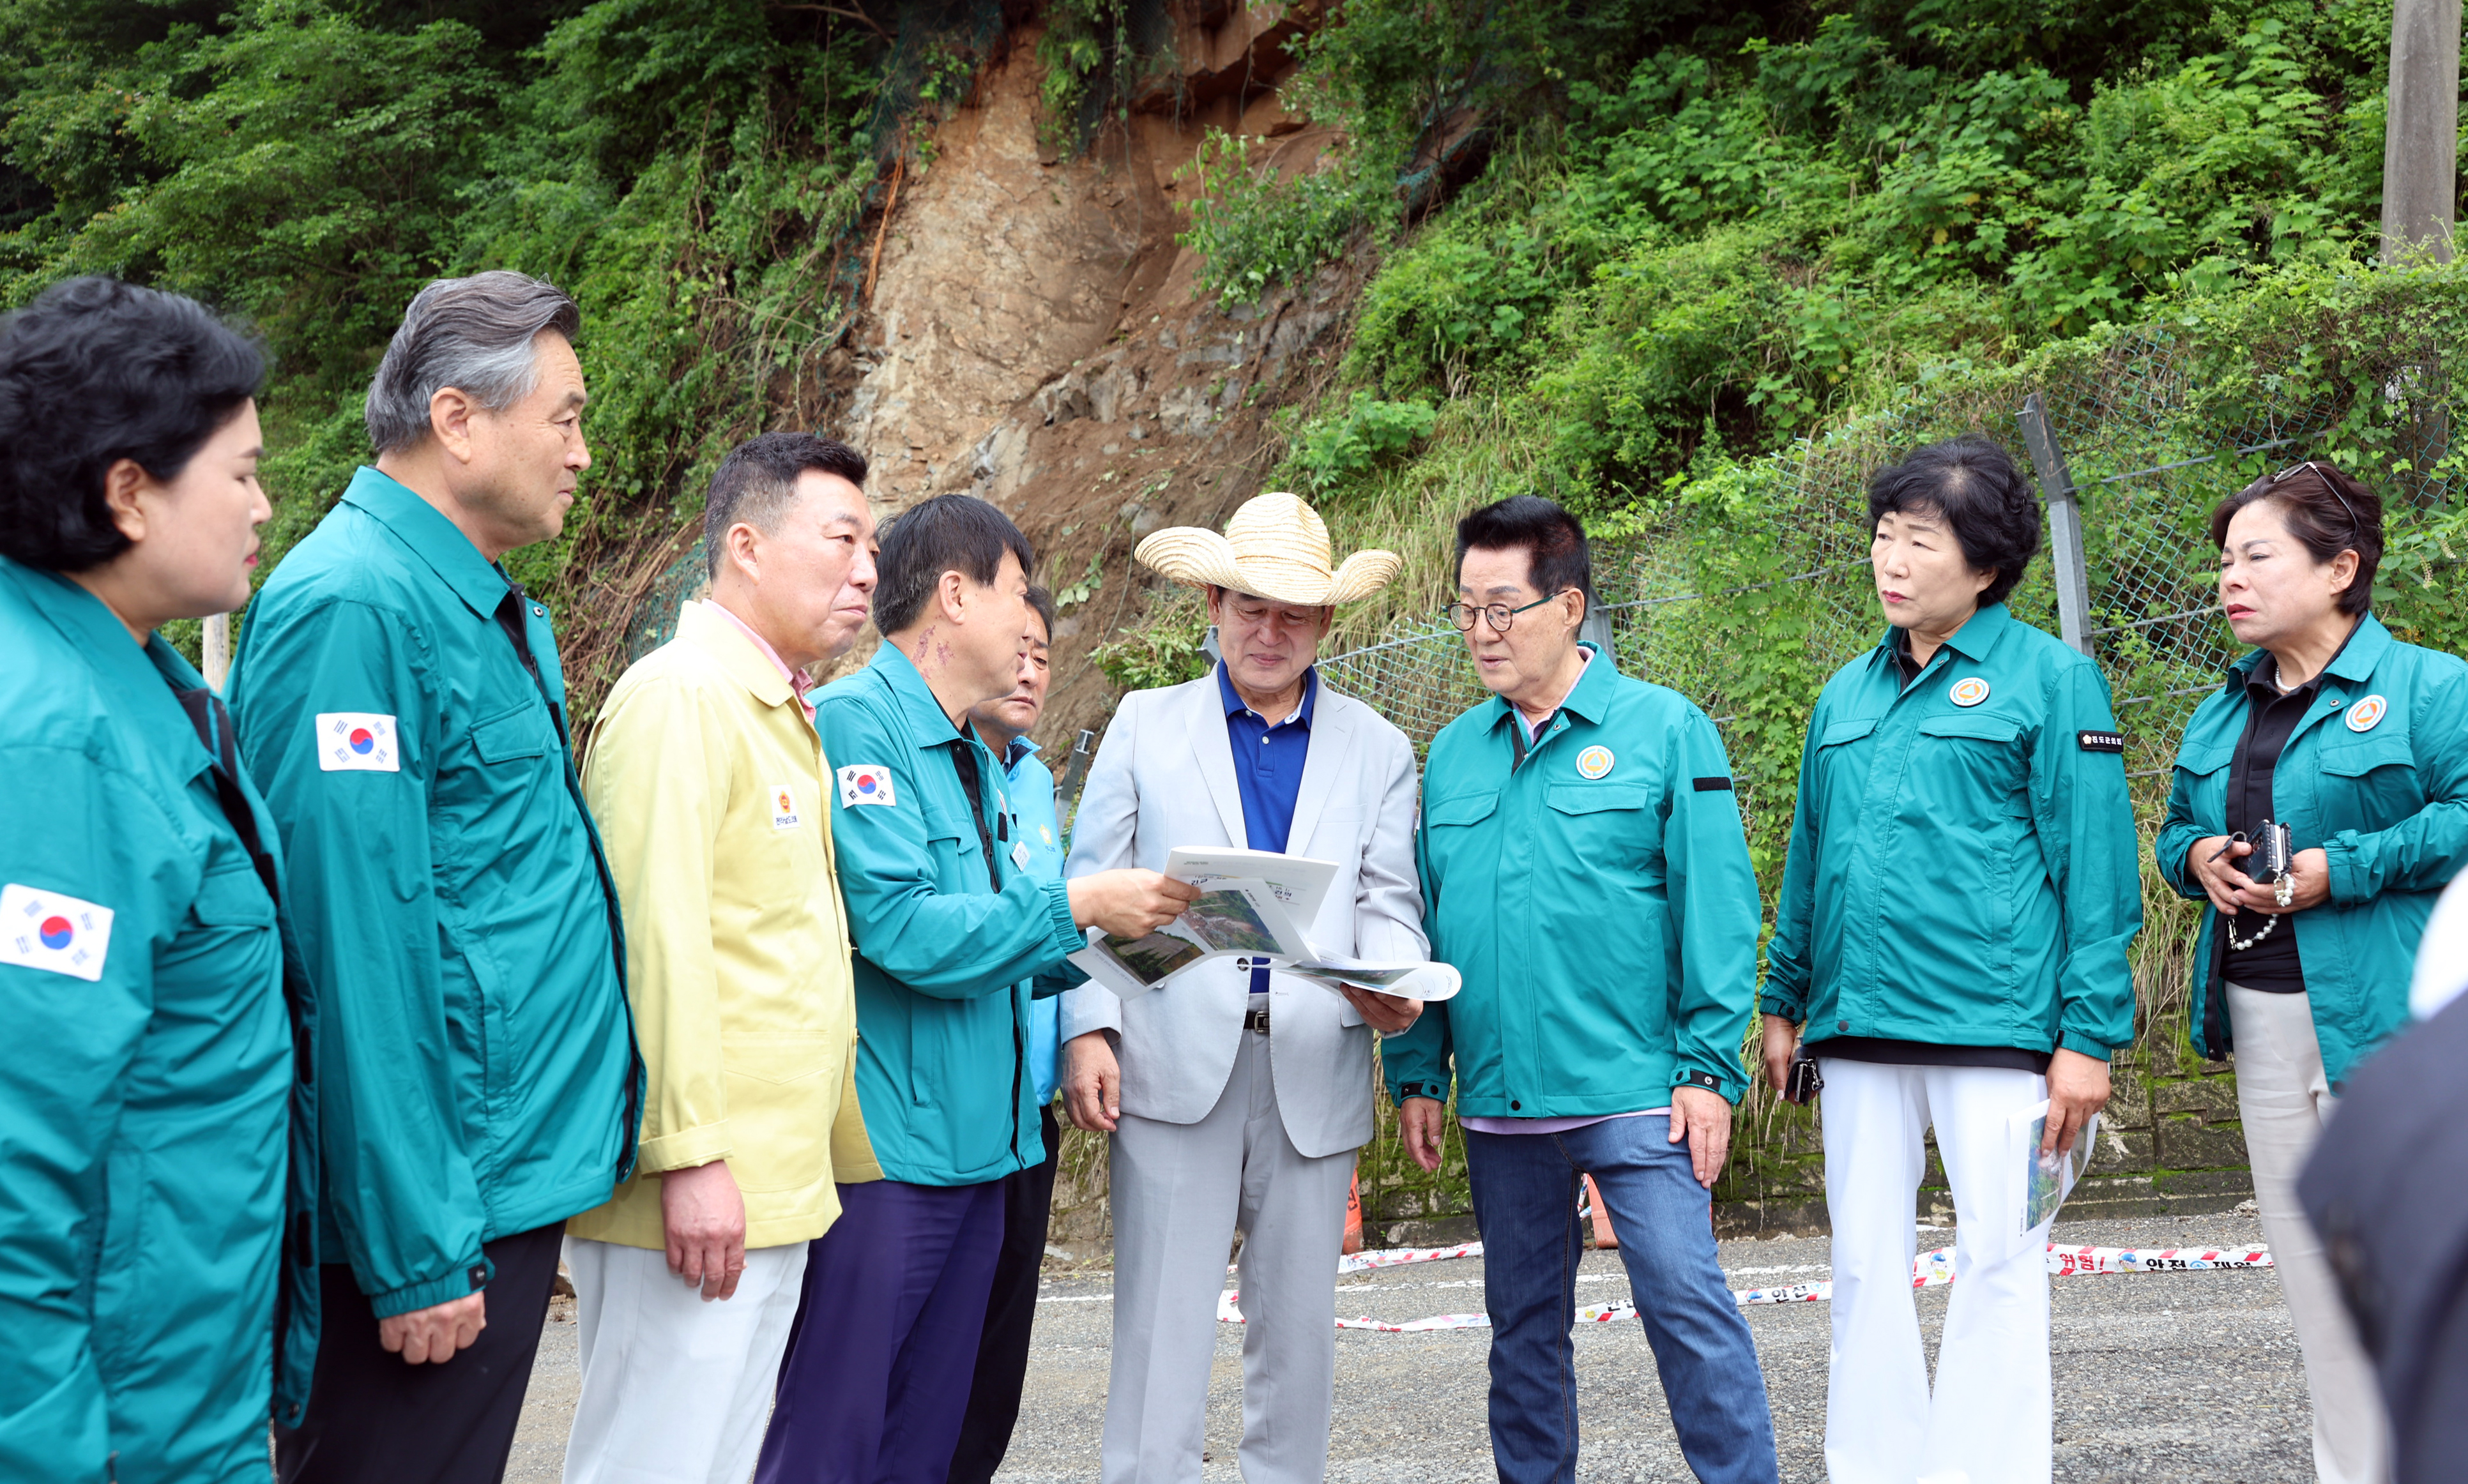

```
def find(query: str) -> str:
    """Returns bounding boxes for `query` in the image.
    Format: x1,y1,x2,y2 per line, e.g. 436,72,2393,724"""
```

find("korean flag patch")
316,713,399,772
837,764,897,808
1,882,114,982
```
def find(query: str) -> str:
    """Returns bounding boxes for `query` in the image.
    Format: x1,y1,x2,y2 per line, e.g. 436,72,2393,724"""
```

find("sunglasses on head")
2269,459,2361,532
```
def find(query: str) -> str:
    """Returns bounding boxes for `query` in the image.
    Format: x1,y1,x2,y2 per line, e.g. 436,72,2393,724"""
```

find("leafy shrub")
1293,391,1438,491
1035,0,1139,157
1175,130,1383,312
1091,594,1212,692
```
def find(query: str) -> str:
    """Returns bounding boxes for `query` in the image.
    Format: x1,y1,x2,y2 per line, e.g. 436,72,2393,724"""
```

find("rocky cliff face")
820,1,1357,745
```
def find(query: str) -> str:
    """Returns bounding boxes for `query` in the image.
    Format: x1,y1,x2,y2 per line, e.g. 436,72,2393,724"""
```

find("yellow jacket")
568,602,877,1252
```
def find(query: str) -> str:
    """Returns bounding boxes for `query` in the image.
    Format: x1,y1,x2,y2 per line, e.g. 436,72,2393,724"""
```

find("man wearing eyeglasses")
1389,495,1779,1484
1058,492,1429,1484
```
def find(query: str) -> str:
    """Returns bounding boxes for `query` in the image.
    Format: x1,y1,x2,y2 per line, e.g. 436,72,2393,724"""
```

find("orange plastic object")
1582,1174,1619,1249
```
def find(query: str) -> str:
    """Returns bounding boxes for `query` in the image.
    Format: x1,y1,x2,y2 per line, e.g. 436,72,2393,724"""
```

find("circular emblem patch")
2347,694,2389,732
1949,677,1991,708
1576,745,1615,779
1039,824,1055,846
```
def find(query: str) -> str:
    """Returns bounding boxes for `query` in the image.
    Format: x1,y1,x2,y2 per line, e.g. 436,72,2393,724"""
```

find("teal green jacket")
812,645,1084,1185
1762,604,2142,1058
229,467,639,1319
2156,613,2468,1085
1386,644,1762,1112
0,557,317,1481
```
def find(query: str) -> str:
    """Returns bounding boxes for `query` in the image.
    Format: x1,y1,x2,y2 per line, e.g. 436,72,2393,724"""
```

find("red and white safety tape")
1211,1242,2275,1331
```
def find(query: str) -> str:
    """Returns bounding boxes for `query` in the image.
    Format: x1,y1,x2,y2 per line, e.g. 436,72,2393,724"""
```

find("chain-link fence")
1314,321,2462,1232
1319,324,2458,798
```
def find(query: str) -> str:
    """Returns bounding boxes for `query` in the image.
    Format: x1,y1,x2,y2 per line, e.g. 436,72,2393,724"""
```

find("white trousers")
561,1235,809,1484
2227,983,2391,1484
1103,1028,1357,1484
1819,1058,2052,1484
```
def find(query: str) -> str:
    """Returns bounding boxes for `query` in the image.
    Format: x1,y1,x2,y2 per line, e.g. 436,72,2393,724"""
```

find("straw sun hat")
1131,492,1401,606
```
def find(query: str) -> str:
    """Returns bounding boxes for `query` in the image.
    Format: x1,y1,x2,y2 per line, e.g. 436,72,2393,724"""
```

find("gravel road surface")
506,1213,2310,1482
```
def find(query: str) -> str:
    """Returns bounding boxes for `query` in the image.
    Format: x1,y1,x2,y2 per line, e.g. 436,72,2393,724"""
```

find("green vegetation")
1035,0,1138,156
1,0,903,698
1146,0,2468,842
1154,0,2468,1223
1246,0,2402,501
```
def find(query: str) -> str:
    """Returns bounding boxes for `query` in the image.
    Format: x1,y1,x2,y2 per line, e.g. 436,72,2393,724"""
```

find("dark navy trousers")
757,1176,1007,1484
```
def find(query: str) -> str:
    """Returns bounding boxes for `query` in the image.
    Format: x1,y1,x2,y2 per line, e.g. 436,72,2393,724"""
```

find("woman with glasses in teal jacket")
0,278,317,1481
2156,460,2468,1484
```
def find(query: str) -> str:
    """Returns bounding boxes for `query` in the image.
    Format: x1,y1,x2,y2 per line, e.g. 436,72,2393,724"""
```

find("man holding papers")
1059,492,1429,1484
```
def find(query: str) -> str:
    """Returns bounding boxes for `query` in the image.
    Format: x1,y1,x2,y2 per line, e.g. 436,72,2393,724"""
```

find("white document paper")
1067,876,1317,999
2010,1099,2099,1236
1164,847,1338,925
1072,846,1460,1003
1290,955,1463,1002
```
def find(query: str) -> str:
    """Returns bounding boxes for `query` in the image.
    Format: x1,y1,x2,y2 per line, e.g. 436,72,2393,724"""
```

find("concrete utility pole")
2382,0,2461,262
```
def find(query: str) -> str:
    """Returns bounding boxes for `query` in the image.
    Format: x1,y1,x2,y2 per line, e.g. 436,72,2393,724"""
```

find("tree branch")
768,2,893,41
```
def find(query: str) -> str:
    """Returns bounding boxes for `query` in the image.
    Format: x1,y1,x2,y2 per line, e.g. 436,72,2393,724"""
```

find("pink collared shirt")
702,600,813,723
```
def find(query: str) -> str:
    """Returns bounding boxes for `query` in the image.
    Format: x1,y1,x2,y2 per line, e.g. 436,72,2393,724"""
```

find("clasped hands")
2186,835,2329,918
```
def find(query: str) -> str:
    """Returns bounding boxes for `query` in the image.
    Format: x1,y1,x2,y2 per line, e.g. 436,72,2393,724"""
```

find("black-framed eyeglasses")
2270,459,2361,533
1443,593,1571,632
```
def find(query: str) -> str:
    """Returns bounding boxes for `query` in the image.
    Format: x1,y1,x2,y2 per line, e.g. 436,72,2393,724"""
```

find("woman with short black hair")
0,275,317,1480
1762,435,2142,1484
2158,458,2468,1484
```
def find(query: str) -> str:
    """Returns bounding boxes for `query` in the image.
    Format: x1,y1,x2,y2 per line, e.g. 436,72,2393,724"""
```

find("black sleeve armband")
1677,1070,1724,1092
2076,730,2124,753
1691,776,1733,792
1397,1080,1436,1099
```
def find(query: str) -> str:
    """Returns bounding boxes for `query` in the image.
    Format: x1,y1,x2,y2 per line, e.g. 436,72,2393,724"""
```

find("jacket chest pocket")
2313,731,2423,832
1912,713,2029,815
1544,782,1657,872
1813,716,1878,816
470,704,551,765
1422,791,1498,886
924,827,989,893
2172,740,2234,831
189,860,277,930
436,701,556,840
171,860,280,989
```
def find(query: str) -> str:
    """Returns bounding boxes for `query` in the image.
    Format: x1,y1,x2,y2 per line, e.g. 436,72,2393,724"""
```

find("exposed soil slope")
820,3,1359,746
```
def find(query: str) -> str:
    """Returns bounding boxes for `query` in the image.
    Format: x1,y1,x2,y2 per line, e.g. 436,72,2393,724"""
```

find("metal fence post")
1578,592,1614,657
2017,392,2094,659
1057,727,1099,837
202,611,231,691
2382,0,2460,263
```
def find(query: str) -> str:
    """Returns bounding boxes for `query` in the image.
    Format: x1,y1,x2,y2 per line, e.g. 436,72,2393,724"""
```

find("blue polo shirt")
1218,662,1317,854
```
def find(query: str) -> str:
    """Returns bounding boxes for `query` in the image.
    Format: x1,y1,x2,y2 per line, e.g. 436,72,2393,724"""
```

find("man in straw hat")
1058,490,1431,1484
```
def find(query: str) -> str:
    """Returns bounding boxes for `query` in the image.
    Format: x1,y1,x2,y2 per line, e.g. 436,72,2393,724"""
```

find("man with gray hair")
231,271,643,1483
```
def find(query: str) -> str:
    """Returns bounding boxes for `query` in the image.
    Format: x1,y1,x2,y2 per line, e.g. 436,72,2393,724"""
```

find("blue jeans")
1465,1116,1778,1484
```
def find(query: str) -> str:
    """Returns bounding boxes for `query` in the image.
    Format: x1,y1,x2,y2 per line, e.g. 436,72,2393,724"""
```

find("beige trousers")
2227,983,2390,1484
